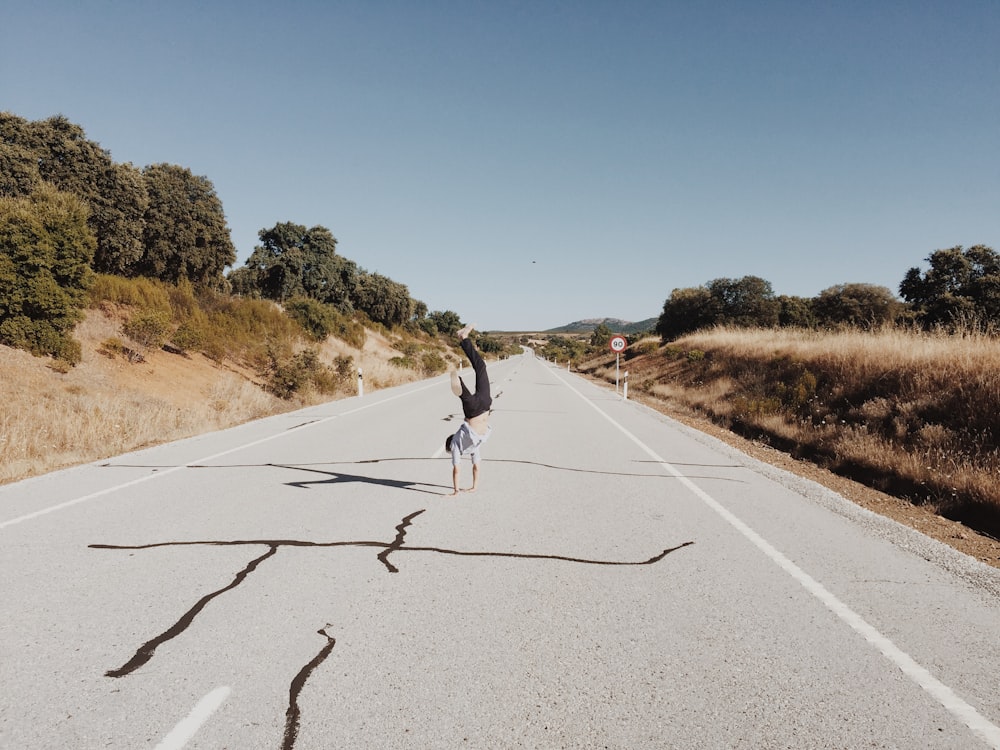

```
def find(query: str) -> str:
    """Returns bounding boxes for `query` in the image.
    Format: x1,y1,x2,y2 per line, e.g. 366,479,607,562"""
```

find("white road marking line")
154,686,231,750
0,380,441,531
547,364,1000,749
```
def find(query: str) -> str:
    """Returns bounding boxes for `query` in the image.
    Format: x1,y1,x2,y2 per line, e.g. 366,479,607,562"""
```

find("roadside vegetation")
0,274,514,484
578,326,1000,541
3,109,999,547
0,112,526,483
525,247,1000,543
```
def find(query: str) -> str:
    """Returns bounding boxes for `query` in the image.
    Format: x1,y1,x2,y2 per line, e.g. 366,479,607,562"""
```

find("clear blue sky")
3,1,998,331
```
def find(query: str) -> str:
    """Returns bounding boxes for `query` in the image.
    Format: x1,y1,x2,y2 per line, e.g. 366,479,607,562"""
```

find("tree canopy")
707,276,780,328
590,322,613,349
656,274,913,340
353,272,412,328
232,222,357,309
138,163,235,285
813,283,901,329
656,276,778,340
0,111,451,362
424,310,462,336
230,221,420,330
0,113,148,276
899,245,1000,331
0,184,95,362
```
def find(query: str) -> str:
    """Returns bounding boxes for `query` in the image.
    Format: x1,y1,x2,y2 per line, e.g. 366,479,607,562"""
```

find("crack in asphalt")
377,509,425,573
92,514,693,747
283,625,336,750
95,535,692,677
103,544,280,678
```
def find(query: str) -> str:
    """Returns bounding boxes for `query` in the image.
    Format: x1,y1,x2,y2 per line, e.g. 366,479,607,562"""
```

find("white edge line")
154,686,231,750
546,364,1000,749
0,380,442,531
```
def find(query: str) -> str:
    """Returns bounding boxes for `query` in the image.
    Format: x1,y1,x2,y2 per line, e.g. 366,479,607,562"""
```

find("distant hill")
545,317,658,335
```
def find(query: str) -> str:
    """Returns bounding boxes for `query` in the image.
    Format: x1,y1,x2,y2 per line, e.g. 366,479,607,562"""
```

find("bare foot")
449,369,462,396
456,323,475,340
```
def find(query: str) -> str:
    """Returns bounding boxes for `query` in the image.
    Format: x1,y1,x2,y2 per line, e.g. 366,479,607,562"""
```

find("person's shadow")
272,463,450,495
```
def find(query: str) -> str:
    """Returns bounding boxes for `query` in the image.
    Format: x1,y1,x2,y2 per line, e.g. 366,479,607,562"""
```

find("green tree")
353,271,412,327
477,334,504,354
0,184,96,362
412,300,428,320
234,222,357,309
656,286,718,341
0,113,148,274
427,310,462,336
90,161,148,275
139,163,235,285
899,245,1000,330
813,283,900,329
227,264,260,298
777,295,816,328
0,141,42,197
707,275,780,328
590,322,613,348
284,296,338,341
0,113,42,198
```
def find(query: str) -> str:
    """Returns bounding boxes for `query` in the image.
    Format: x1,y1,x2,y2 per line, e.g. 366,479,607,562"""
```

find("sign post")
608,335,627,393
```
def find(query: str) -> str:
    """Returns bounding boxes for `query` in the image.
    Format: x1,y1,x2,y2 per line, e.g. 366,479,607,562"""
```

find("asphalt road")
2,350,1000,749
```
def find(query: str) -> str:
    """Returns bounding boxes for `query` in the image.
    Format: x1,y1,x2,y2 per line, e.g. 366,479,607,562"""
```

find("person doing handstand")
445,323,492,495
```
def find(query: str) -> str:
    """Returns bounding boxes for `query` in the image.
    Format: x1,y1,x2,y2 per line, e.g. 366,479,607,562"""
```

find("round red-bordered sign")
609,335,627,353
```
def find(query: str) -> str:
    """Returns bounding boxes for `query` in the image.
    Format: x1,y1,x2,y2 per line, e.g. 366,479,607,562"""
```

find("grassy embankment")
580,326,1000,539
0,275,459,484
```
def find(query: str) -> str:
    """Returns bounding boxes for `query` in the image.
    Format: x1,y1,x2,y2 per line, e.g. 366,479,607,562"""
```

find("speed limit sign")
609,335,627,353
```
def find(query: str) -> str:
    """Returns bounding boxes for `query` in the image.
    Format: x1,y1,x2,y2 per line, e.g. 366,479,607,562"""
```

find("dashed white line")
154,686,231,750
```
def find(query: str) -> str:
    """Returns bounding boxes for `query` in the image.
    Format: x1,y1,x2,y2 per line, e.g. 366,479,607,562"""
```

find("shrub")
332,314,366,349
201,295,302,365
123,309,170,356
170,320,205,353
100,337,128,358
395,340,420,357
89,273,170,313
663,346,683,359
262,347,348,399
0,185,95,363
420,351,447,376
285,296,337,342
785,369,817,409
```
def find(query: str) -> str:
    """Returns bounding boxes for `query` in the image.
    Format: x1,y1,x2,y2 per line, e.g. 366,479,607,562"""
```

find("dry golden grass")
583,325,1000,538
0,308,440,485
682,326,1000,385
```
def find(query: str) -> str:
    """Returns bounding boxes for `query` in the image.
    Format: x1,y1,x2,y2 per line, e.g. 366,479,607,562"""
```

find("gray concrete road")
2,351,1000,749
